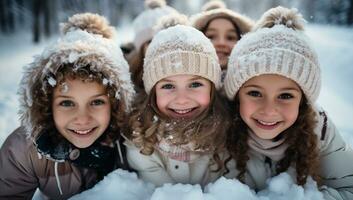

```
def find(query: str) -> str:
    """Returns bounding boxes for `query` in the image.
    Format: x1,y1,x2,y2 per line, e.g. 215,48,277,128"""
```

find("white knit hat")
132,0,178,52
143,24,221,94
224,6,321,104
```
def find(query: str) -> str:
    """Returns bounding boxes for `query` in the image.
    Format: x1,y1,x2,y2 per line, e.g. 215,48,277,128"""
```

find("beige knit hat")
143,24,221,94
190,0,254,35
132,0,178,52
223,6,321,104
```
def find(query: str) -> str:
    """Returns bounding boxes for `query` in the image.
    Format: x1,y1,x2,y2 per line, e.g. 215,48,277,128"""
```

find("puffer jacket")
125,139,225,187
225,107,353,200
0,127,128,200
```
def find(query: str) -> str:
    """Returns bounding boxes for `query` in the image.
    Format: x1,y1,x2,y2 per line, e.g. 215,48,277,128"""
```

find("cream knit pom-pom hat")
143,24,221,94
224,6,321,104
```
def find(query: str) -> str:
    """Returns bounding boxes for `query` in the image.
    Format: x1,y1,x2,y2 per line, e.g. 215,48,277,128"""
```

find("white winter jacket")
225,107,353,200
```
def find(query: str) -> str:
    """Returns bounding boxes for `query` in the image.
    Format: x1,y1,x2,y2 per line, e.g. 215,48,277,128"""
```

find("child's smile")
155,74,212,120
238,74,302,139
52,78,111,148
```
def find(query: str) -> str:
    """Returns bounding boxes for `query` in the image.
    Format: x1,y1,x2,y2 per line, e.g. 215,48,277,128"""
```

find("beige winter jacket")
125,140,224,187
0,127,99,200
225,107,353,200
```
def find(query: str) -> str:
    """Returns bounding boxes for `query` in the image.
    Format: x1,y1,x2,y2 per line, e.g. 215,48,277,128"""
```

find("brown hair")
30,64,125,143
125,82,231,171
226,94,321,185
127,41,150,92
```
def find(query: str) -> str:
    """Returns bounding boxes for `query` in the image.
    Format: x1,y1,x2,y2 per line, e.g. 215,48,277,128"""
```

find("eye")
226,35,238,41
278,93,294,100
190,82,203,88
59,100,74,107
91,99,106,106
161,83,174,89
205,33,215,40
247,90,262,97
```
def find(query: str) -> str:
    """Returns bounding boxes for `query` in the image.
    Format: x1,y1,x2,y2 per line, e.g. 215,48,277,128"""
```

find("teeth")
174,108,193,114
258,120,277,126
73,129,93,135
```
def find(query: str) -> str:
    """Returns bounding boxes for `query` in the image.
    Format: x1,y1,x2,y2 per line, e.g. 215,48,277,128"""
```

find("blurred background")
0,0,352,43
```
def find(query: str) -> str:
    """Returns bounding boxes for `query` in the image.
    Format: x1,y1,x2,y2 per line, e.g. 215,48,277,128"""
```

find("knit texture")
143,25,221,94
132,0,177,51
224,7,321,104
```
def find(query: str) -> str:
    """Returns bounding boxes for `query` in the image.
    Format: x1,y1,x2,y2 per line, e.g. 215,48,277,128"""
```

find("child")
126,0,178,92
191,0,254,79
223,7,353,199
0,13,135,199
124,23,231,187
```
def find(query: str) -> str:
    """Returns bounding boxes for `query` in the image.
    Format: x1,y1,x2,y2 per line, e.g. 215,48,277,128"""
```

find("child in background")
126,0,178,92
223,7,353,199
0,13,135,199
124,22,231,187
191,0,254,80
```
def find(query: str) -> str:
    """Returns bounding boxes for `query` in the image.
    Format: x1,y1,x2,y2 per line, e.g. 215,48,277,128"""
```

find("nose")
214,36,227,46
259,99,278,116
174,89,190,105
73,107,92,125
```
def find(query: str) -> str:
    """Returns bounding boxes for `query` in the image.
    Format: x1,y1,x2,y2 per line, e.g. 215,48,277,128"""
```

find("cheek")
284,104,300,124
238,97,255,119
156,91,168,113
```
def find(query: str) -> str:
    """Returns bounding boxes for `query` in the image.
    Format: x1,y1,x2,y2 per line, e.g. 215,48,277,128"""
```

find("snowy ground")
1,24,352,199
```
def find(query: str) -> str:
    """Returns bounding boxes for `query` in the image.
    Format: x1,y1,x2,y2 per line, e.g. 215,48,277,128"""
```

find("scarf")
247,130,289,162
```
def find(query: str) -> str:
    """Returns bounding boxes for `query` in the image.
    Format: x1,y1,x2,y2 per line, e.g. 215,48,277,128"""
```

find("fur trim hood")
191,1,254,35
18,13,135,138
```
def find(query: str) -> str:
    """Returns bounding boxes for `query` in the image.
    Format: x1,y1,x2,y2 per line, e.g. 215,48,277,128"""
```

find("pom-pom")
253,6,305,31
154,13,189,32
145,0,166,9
61,13,114,39
202,0,226,12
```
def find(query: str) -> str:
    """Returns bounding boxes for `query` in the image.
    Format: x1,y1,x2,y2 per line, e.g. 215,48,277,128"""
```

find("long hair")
126,83,231,171
226,94,321,185
32,64,125,144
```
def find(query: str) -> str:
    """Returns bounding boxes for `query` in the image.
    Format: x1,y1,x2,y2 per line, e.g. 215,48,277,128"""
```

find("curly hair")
226,94,321,185
125,83,231,171
30,63,126,144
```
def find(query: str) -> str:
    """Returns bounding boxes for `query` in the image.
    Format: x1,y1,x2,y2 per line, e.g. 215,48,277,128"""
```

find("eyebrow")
54,93,107,99
161,76,205,83
206,27,237,33
243,85,301,92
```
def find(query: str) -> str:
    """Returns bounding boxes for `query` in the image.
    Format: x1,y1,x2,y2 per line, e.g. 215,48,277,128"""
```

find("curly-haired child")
223,6,353,199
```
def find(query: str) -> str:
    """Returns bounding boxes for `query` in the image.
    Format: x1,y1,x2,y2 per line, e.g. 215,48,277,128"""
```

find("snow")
68,170,323,200
1,24,352,199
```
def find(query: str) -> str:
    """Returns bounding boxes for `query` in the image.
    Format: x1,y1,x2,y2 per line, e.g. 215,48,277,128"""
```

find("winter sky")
1,24,353,199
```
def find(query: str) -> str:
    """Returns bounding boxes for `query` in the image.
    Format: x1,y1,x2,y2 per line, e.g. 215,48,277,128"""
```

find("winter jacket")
124,139,224,187
0,127,128,200
225,107,353,200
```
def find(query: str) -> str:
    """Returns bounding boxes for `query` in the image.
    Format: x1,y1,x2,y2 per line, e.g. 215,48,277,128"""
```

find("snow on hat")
18,13,135,137
223,6,321,104
190,0,254,35
132,0,178,52
143,24,221,94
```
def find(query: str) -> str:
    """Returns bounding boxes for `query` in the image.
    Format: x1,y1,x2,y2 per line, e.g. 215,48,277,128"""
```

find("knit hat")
142,24,221,94
132,0,178,52
190,0,254,35
223,6,321,104
18,13,135,138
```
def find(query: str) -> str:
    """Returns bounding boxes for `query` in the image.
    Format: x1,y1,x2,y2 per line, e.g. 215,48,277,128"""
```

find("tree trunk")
32,0,41,43
348,0,353,25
